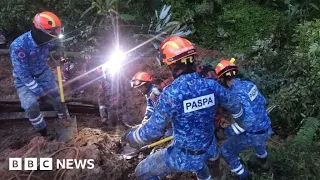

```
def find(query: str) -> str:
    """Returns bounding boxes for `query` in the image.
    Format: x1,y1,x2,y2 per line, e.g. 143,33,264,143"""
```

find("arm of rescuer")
213,81,245,124
10,44,44,96
223,91,256,136
123,90,172,147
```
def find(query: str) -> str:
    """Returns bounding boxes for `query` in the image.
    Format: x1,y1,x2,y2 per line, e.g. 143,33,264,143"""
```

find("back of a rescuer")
122,36,245,180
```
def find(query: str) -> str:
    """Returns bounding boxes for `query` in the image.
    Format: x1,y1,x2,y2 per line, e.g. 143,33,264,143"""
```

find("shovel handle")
147,136,173,149
56,65,65,103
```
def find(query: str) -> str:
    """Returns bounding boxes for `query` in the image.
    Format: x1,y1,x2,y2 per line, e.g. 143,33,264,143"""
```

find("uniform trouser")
14,69,64,131
135,148,213,180
220,129,271,175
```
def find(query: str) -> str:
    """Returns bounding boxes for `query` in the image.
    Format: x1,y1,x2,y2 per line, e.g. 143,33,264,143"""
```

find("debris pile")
2,128,135,180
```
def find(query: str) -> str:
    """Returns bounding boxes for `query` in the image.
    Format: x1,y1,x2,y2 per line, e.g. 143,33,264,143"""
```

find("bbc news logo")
9,158,94,170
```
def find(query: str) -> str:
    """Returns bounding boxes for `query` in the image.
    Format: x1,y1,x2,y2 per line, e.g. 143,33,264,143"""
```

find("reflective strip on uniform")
197,175,212,180
99,105,106,110
231,165,243,173
233,123,245,132
256,151,268,158
232,165,245,175
57,113,63,119
231,124,240,135
29,82,39,90
25,80,36,87
146,106,154,112
232,107,243,119
133,127,144,144
29,114,44,125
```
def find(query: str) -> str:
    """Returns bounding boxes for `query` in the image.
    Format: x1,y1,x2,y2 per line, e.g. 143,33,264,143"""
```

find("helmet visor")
130,79,146,88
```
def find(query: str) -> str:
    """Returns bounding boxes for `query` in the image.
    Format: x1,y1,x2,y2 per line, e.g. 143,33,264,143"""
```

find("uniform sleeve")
214,82,244,121
144,98,155,118
10,44,43,96
225,91,258,135
126,91,172,146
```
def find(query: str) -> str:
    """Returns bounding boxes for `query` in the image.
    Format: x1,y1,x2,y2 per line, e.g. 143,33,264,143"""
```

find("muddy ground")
0,49,248,180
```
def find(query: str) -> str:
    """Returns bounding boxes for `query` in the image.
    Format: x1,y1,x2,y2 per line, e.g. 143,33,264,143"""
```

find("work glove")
121,129,144,150
99,105,107,123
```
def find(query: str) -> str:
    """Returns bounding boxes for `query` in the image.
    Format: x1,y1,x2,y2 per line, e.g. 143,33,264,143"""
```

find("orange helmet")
157,36,198,66
215,58,239,78
131,72,152,88
33,11,62,37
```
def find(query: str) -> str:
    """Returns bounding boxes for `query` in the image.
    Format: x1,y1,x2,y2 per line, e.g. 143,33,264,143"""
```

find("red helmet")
215,58,239,78
157,36,198,66
33,11,62,37
131,72,152,88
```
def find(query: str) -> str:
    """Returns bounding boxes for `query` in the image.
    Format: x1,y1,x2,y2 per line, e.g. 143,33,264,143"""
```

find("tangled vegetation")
1,0,320,179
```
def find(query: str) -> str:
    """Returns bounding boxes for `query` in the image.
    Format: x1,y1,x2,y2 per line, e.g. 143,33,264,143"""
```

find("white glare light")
102,50,125,77
58,34,64,39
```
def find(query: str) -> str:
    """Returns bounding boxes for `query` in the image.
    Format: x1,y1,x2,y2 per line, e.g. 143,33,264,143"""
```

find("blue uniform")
143,85,173,137
125,73,244,180
220,78,273,177
10,31,63,131
144,85,158,119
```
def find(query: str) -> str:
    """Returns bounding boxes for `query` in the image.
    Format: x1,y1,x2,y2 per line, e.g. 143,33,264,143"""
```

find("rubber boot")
38,127,48,136
247,155,270,172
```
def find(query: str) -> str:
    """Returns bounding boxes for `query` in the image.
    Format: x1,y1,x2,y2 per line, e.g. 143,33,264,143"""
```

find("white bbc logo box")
9,158,53,171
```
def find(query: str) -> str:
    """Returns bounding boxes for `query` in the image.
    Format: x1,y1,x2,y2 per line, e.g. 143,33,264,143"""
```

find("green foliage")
219,0,281,52
0,0,43,37
293,117,320,146
264,19,320,132
266,117,320,179
134,4,194,50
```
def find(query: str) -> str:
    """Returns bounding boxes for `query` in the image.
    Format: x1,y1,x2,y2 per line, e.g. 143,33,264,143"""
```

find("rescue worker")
98,62,126,126
215,59,273,179
9,11,65,136
122,36,245,180
130,72,160,124
130,72,173,137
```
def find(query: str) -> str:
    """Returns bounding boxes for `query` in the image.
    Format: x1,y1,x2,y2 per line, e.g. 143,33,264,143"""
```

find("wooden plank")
0,111,57,120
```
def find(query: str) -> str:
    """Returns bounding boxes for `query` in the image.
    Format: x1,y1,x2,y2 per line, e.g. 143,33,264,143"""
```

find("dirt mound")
1,128,135,180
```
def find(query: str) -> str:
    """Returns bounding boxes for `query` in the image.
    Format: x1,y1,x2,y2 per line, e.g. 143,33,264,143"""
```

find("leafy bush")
267,19,320,132
267,117,320,179
219,0,281,52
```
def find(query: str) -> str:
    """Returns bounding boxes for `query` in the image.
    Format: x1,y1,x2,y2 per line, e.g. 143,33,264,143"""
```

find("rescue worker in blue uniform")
122,36,245,180
130,71,172,137
9,11,65,136
215,59,273,179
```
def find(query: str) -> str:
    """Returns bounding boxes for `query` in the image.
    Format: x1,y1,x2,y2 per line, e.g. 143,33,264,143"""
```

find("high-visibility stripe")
236,168,245,175
29,114,42,122
30,114,44,125
231,165,243,172
26,80,36,87
29,83,38,90
146,107,154,112
231,124,240,135
99,105,106,109
232,107,243,119
256,151,268,158
234,123,245,132
133,128,144,144
197,175,212,180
